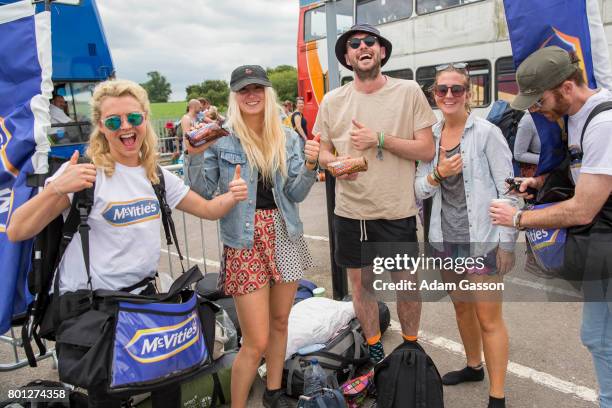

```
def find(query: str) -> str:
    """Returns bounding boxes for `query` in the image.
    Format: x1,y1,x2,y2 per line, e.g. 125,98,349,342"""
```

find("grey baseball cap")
511,46,578,110
230,65,272,92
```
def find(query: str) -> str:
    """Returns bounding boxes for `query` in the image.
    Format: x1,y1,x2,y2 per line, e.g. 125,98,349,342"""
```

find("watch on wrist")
513,209,525,230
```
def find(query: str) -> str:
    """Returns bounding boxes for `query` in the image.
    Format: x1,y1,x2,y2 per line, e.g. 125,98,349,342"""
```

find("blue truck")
3,0,115,157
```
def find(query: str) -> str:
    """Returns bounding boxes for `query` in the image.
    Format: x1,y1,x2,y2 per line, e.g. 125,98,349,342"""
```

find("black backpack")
21,157,177,367
374,341,444,408
486,99,525,153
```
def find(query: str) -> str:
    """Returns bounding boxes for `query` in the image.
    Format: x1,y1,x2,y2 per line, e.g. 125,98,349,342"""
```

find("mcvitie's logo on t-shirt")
102,198,160,226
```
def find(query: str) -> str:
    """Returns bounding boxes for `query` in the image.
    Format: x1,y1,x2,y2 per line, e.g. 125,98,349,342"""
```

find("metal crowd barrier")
0,326,56,372
160,164,224,279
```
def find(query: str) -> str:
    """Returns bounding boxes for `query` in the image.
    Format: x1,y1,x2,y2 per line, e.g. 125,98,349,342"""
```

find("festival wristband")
513,209,525,230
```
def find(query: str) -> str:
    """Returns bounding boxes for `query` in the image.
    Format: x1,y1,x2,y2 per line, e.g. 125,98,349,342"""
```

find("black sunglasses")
433,84,467,98
347,35,378,49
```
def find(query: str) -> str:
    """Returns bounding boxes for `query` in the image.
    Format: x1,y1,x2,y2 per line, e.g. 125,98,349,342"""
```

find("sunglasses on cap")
433,84,467,98
435,62,468,71
347,35,378,49
103,112,145,131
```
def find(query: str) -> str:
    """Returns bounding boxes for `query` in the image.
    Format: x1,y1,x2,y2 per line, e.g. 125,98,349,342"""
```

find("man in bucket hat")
313,23,437,363
490,46,612,407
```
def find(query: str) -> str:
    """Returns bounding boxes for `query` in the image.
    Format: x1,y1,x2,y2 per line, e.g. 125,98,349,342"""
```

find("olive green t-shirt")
313,77,437,220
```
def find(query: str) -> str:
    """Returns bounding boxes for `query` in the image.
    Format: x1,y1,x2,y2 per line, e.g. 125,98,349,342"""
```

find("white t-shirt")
49,104,72,124
46,162,189,294
567,88,612,183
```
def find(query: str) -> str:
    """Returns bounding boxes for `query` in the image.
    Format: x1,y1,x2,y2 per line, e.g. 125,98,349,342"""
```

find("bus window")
415,66,437,106
304,6,326,42
356,0,412,26
383,68,414,80
341,76,354,85
495,56,518,102
468,60,491,107
304,1,353,42
416,60,491,108
416,0,484,15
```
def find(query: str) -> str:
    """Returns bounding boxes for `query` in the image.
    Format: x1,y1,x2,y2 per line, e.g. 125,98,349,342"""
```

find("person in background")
281,100,293,128
185,65,321,408
513,112,540,177
198,97,213,123
415,63,516,408
291,97,308,150
50,93,72,124
283,100,293,117
180,99,202,137
206,105,226,123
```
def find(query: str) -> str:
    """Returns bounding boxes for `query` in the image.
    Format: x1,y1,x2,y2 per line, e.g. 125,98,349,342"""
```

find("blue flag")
0,0,52,333
503,0,612,175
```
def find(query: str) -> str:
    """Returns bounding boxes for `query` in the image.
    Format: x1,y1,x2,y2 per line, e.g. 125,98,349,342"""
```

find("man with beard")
490,46,612,407
313,23,437,362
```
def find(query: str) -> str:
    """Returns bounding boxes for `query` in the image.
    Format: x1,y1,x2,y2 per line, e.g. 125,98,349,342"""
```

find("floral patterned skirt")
221,209,314,296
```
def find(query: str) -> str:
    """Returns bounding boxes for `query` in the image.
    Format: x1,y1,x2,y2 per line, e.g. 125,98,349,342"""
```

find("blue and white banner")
0,0,52,333
503,0,612,175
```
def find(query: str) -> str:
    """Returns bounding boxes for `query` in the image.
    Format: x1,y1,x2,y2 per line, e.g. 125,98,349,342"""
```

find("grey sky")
97,1,299,101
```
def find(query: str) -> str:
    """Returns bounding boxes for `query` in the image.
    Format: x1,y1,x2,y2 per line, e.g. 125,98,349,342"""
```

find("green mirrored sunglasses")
103,112,145,131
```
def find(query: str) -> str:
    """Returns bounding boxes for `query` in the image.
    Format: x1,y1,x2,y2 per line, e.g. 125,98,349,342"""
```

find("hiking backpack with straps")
21,158,183,367
486,99,525,153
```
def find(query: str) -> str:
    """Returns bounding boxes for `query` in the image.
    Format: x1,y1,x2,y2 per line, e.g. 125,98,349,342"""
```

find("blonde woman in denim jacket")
185,65,320,408
415,64,518,408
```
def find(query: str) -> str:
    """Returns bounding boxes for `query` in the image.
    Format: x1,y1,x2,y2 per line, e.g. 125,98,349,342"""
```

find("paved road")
1,181,600,407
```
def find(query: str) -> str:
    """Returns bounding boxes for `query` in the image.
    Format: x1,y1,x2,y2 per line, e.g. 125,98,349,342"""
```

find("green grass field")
150,101,186,120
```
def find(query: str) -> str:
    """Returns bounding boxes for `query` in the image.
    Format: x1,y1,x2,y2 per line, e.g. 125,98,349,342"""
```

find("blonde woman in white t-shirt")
7,79,248,407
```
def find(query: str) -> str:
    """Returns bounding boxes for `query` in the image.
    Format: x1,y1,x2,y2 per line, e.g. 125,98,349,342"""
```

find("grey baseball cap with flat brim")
230,65,272,92
335,23,392,71
511,46,578,110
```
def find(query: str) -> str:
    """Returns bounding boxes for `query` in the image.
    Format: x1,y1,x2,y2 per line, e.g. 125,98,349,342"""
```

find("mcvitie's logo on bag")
124,312,201,364
526,228,562,250
102,198,160,226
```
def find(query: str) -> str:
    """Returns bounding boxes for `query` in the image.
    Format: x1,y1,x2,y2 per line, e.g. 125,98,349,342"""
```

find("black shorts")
333,215,418,269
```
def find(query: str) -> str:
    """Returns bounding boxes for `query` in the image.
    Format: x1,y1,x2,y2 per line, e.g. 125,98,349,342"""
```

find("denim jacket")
415,114,518,254
185,127,317,249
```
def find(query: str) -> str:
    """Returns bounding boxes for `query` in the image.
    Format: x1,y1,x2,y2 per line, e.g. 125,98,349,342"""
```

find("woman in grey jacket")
415,64,518,408
185,65,320,408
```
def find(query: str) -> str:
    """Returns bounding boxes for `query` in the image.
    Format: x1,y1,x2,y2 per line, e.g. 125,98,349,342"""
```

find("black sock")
265,388,281,396
441,365,485,385
488,396,505,408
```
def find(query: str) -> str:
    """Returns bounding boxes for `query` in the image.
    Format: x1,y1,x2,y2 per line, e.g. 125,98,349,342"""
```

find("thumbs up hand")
304,133,321,167
49,150,97,196
228,164,248,203
436,146,463,178
349,119,377,151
